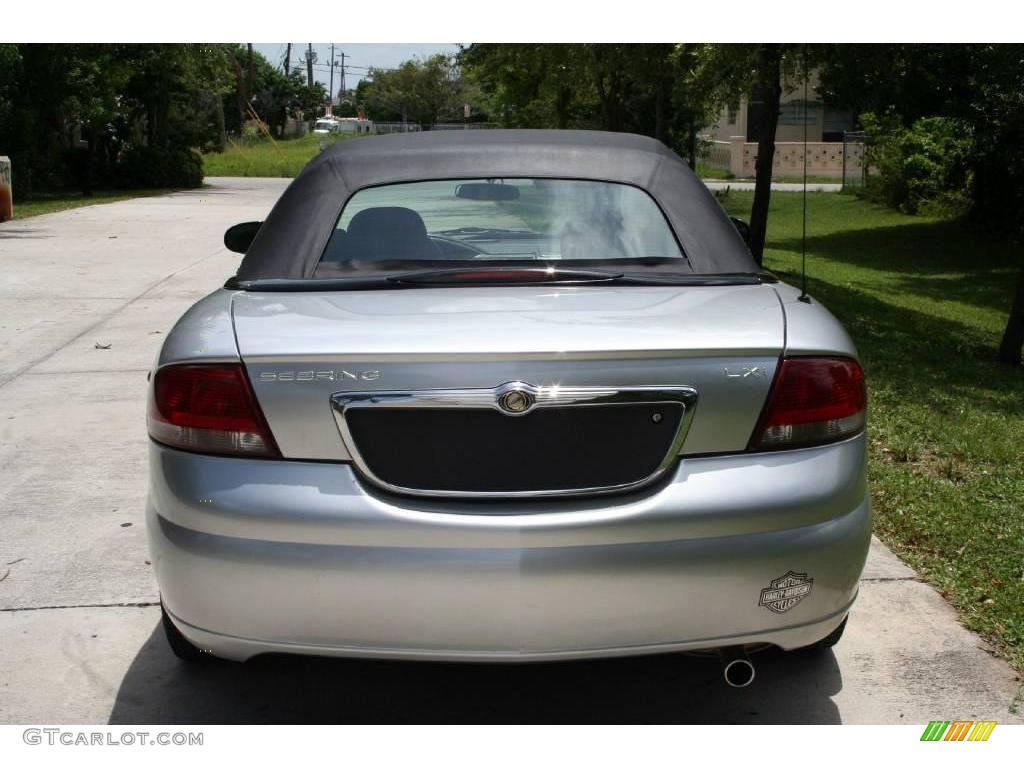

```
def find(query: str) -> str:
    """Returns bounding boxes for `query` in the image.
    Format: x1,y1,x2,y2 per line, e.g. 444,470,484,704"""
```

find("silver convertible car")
147,130,869,686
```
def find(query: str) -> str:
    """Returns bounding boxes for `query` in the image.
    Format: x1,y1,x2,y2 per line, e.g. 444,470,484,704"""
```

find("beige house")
703,71,859,179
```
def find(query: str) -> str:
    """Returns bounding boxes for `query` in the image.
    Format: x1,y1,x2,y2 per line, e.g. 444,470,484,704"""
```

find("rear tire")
794,616,847,653
161,601,210,662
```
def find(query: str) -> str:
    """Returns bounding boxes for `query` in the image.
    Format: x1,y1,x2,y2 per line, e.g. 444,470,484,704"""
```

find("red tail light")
749,357,866,451
148,364,280,457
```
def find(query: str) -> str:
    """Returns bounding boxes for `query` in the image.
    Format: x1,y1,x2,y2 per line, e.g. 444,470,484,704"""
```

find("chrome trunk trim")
331,383,698,499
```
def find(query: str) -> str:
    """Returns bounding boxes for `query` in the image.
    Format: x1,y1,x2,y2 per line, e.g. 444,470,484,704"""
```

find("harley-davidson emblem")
758,571,813,613
498,389,533,414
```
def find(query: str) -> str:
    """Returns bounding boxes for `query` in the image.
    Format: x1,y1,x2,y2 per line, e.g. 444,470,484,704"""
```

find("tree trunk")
82,126,95,197
213,97,227,151
593,71,610,130
591,48,620,132
232,55,247,128
146,103,156,147
686,124,698,170
998,262,1024,366
654,76,668,144
748,44,783,267
555,85,571,130
247,44,255,109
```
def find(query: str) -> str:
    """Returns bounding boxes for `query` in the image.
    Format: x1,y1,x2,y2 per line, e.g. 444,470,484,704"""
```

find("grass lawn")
717,189,1024,672
695,164,840,185
696,163,735,180
763,174,842,185
10,188,173,219
202,133,364,177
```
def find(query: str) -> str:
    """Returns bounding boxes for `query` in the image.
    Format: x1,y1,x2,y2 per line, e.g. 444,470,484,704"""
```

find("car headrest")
344,206,433,260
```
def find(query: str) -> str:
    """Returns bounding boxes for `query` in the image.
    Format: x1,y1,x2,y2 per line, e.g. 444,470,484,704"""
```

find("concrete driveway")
0,178,1020,724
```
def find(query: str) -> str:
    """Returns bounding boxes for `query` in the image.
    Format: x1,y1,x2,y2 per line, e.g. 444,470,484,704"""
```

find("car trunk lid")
232,284,784,493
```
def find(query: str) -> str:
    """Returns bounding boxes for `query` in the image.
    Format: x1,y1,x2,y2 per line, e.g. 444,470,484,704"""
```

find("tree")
748,45,785,266
120,44,233,151
361,55,465,127
1000,270,1024,366
0,44,234,196
216,46,329,137
0,45,127,195
668,45,728,169
460,43,721,163
689,44,810,265
75,47,134,194
459,44,591,129
819,43,1024,364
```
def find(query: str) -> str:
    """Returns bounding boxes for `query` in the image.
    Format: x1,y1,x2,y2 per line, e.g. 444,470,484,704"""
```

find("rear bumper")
147,435,871,662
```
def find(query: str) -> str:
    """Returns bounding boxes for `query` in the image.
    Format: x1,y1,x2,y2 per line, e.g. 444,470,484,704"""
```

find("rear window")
315,178,686,277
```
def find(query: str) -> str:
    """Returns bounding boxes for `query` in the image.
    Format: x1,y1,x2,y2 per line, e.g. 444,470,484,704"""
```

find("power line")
310,63,388,73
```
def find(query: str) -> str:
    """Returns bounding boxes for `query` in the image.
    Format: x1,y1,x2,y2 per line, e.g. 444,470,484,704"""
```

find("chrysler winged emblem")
498,389,533,414
758,571,814,613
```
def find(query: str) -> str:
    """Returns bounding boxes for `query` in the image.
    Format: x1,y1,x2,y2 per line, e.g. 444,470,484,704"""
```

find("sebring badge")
258,369,380,383
758,571,814,613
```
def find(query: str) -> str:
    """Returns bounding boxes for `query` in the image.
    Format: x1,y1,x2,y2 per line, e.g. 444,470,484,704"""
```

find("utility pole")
340,51,346,97
306,44,314,88
246,44,254,105
329,44,335,110
284,43,291,76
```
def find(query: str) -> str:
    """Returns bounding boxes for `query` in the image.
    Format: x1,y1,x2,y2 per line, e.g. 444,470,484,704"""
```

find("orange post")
0,156,12,222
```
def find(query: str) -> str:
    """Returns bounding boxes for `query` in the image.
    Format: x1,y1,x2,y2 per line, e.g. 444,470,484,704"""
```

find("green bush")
114,146,203,189
239,120,264,146
862,113,973,216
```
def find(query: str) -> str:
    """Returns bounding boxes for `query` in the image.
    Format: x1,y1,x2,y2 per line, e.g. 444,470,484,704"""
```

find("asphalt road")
0,178,1020,724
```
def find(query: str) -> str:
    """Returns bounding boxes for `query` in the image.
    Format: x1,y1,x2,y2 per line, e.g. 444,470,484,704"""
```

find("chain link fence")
842,131,868,190
372,122,500,134
699,141,733,175
372,122,423,134
431,123,501,131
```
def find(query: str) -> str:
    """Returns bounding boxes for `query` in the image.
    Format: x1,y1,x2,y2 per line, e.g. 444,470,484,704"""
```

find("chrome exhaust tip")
719,646,756,688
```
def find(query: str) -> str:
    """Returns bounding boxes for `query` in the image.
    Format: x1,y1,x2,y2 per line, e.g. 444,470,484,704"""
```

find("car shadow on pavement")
108,623,843,724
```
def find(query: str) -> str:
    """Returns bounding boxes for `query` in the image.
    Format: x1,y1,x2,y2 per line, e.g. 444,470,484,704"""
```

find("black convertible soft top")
235,129,758,280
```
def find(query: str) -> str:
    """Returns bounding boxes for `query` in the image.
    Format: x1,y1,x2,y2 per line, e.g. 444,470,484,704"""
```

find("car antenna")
798,44,812,304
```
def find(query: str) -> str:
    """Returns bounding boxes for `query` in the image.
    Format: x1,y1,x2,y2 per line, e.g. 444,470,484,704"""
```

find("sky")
253,43,457,92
